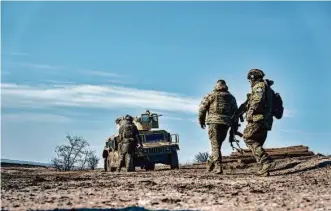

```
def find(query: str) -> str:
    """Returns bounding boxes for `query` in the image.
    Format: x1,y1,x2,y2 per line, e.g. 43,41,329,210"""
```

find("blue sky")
1,2,331,166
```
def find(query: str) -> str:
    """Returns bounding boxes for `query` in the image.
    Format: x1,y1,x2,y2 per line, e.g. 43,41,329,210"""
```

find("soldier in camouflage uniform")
198,80,238,174
117,115,142,172
242,69,276,177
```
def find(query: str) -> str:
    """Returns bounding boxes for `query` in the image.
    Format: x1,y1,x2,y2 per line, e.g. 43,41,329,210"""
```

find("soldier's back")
206,90,236,125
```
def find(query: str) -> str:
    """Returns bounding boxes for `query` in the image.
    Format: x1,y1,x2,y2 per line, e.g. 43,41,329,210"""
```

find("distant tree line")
51,135,99,171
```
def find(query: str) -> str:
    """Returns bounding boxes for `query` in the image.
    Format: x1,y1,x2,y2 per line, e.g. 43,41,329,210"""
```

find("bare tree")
86,150,100,170
78,150,100,170
194,151,211,163
77,149,90,170
51,135,90,171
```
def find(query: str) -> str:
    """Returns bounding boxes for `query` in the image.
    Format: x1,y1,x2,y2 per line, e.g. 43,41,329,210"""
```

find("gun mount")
133,111,162,131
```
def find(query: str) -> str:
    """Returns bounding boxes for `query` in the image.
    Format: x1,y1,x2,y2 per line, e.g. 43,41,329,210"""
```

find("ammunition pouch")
123,138,135,144
121,142,134,153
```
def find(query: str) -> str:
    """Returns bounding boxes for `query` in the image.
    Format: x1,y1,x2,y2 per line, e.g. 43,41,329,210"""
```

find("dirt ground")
1,155,331,211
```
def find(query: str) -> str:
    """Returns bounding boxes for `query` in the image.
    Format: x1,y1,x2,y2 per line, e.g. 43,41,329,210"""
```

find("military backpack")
265,81,284,119
122,123,136,141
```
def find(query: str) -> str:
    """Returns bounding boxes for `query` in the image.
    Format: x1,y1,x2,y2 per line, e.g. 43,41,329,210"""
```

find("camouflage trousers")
118,152,133,169
208,123,229,166
243,122,272,165
117,142,135,171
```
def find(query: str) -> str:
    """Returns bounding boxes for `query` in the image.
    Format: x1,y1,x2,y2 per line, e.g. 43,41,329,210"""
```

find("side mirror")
171,134,179,143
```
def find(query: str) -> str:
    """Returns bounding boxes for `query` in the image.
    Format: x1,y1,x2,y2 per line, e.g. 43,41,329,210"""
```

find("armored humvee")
102,111,180,171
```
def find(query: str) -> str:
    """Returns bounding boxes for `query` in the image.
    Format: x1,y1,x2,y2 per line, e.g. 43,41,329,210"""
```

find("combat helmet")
247,69,265,81
125,114,133,122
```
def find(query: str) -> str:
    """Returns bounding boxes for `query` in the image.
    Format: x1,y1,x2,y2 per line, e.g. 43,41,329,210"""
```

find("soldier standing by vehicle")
198,80,238,174
242,68,281,176
117,115,143,172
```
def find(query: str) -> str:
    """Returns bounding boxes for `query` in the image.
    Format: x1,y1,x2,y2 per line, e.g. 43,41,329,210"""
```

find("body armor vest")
209,92,232,116
121,122,137,144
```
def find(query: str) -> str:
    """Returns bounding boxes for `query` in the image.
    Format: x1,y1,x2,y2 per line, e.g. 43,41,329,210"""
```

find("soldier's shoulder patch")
256,87,263,93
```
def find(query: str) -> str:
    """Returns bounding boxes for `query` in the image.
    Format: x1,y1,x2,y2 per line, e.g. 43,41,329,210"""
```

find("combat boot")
206,160,215,173
213,163,223,175
256,161,276,177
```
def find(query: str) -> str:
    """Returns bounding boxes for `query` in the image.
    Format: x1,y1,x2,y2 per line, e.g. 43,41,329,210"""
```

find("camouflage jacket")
118,122,141,145
246,80,273,130
198,89,238,126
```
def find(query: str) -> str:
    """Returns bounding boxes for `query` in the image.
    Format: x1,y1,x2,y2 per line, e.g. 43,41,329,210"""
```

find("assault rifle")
229,117,244,154
228,94,250,154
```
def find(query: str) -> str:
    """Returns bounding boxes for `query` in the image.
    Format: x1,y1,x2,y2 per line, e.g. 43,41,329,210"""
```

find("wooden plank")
230,151,314,158
231,146,310,156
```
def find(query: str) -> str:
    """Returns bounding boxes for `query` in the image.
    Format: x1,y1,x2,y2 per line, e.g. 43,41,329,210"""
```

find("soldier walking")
198,80,238,174
242,69,277,176
117,115,142,172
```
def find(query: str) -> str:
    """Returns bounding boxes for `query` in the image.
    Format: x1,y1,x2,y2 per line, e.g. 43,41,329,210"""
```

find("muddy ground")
1,155,331,211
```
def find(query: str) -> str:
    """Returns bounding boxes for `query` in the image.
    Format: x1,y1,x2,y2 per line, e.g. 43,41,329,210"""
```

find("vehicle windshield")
144,133,166,143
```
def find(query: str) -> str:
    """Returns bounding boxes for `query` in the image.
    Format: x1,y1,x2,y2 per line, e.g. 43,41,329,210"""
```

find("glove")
200,122,206,129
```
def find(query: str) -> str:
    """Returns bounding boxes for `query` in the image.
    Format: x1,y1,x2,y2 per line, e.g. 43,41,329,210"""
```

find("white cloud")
83,70,121,78
14,62,65,70
1,82,295,119
106,79,130,85
2,113,72,123
41,80,76,85
1,83,200,114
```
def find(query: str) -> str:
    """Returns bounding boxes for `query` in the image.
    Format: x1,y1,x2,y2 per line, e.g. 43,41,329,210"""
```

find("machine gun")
228,94,251,154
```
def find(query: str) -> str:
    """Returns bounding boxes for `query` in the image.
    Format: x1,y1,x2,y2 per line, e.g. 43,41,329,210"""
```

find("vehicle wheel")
170,151,179,169
144,163,155,171
125,153,135,172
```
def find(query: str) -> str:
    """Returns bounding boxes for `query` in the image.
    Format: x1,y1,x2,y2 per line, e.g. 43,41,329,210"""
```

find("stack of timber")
222,145,315,164
192,145,316,166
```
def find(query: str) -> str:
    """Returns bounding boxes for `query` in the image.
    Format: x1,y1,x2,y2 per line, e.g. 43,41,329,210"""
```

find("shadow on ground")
284,160,331,175
269,160,331,177
24,206,200,211
270,161,302,172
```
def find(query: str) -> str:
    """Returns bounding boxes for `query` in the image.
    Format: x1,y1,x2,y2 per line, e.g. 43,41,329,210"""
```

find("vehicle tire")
144,163,155,171
170,151,179,169
125,153,135,172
